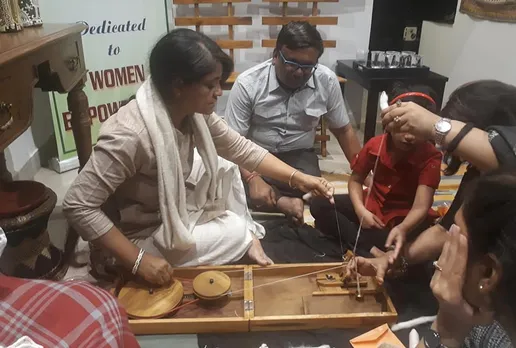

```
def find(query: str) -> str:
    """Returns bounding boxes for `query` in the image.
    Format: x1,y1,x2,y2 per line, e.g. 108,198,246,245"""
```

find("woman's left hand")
381,101,440,141
292,172,334,203
430,224,490,347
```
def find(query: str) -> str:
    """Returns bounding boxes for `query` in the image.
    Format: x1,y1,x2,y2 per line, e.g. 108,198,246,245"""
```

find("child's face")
391,132,422,152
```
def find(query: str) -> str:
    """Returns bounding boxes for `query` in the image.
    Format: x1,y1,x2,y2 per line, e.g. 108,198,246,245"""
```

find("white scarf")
135,79,221,251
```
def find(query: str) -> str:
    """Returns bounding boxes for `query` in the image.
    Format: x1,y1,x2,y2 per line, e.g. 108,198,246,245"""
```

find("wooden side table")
0,23,92,176
0,23,91,279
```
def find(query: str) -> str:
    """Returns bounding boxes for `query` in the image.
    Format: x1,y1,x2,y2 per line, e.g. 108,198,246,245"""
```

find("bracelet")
446,123,474,153
288,170,299,188
246,172,260,184
132,248,145,275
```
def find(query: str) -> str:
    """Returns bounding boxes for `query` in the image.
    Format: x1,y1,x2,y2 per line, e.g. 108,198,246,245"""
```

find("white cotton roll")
409,329,420,348
391,315,437,332
379,91,389,111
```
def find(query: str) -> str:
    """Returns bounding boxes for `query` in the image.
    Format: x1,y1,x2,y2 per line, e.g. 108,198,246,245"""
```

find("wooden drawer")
0,63,36,152
39,33,86,93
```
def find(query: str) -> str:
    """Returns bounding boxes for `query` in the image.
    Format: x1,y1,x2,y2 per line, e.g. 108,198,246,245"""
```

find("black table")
336,60,449,143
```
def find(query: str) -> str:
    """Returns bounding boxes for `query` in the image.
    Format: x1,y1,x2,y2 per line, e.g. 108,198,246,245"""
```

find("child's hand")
360,210,385,229
385,226,407,262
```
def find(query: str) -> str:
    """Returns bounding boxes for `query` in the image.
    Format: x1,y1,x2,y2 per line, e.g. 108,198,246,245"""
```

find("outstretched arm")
207,113,334,200
382,102,498,171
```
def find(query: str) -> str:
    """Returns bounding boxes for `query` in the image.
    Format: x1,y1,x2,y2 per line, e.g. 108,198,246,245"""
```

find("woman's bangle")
288,170,299,188
132,248,145,275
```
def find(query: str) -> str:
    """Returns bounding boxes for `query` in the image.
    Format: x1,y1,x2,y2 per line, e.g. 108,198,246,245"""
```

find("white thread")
352,93,390,296
334,202,345,258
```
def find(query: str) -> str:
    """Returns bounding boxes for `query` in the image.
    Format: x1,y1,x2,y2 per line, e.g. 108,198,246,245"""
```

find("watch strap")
446,123,474,153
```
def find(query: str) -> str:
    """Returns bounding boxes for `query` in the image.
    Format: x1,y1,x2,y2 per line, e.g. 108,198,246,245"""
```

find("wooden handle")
66,57,80,72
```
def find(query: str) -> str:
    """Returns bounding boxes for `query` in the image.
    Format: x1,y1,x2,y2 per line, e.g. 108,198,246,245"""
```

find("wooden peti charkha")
113,262,398,335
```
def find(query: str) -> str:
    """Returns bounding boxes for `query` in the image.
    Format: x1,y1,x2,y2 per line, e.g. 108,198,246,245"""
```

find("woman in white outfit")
63,28,334,286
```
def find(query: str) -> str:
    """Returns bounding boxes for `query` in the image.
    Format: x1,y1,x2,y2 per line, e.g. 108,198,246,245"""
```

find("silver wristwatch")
434,117,452,150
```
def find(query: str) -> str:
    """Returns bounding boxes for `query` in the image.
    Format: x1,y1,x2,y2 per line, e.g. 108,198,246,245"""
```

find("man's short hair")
275,21,324,58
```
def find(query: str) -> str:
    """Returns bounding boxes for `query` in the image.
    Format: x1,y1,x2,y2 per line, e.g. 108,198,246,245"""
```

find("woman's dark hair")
120,94,136,107
387,81,438,113
149,28,233,99
462,170,516,320
442,80,516,175
275,21,324,58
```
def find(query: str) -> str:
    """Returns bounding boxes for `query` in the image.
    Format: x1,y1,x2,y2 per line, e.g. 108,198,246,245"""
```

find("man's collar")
268,63,280,92
267,61,316,93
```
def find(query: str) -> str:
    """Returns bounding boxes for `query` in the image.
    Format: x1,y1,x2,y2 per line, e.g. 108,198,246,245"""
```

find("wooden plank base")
126,263,397,335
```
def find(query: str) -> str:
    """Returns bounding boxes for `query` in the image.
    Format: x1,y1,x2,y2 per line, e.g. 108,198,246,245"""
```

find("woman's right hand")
292,172,334,203
381,101,440,141
136,253,175,286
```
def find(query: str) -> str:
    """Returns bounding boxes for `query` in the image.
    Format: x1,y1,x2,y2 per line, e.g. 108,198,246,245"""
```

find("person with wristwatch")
346,80,516,348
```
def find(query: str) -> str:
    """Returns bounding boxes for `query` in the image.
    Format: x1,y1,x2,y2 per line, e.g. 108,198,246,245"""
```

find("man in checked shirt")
0,228,139,348
225,21,362,225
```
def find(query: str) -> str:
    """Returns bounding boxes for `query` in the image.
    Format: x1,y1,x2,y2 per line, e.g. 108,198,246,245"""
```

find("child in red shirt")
310,82,442,258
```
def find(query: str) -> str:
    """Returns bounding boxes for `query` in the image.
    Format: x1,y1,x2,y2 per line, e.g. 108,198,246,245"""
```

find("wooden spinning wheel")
192,271,231,300
117,280,184,319
115,270,239,320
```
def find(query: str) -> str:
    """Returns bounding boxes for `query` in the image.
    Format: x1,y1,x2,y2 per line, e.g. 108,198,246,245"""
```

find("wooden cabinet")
0,23,92,170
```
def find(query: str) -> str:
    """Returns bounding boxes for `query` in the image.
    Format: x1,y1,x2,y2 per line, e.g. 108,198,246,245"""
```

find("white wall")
419,3,516,102
4,89,54,179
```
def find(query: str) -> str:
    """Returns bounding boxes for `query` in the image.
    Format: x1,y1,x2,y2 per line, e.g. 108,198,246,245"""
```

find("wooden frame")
127,263,398,335
172,0,253,62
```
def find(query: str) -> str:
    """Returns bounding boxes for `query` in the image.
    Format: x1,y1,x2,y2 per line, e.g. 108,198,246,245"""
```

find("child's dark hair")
441,80,516,175
462,170,516,321
386,81,438,113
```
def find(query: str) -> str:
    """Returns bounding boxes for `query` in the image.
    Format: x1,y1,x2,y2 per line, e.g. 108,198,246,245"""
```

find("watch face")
436,119,452,133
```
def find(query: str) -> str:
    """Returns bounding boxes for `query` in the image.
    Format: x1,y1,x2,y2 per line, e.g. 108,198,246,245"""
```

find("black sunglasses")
278,50,317,74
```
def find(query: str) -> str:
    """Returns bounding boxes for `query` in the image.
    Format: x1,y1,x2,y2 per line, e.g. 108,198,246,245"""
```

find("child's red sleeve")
419,150,443,189
351,139,375,176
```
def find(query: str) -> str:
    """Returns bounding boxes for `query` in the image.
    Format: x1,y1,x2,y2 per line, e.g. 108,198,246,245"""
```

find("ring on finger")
433,261,443,272
394,116,401,123
396,100,402,107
